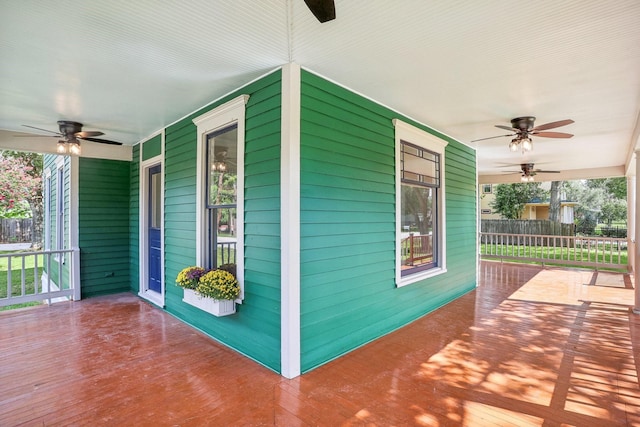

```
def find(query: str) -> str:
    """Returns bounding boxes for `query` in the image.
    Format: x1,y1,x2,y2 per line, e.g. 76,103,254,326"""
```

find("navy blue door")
148,165,162,293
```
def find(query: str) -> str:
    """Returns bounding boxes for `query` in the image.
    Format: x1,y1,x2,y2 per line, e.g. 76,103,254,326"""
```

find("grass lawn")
0,251,45,311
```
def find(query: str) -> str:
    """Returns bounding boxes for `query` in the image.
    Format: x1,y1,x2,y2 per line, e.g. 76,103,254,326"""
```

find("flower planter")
182,288,236,317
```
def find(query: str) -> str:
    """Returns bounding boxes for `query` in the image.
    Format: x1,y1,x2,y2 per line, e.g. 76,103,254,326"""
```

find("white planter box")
182,288,236,317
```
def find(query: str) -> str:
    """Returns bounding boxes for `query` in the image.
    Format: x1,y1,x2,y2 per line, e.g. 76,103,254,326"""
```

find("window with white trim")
44,171,51,251
193,95,249,299
205,124,238,270
394,119,448,287
56,165,65,254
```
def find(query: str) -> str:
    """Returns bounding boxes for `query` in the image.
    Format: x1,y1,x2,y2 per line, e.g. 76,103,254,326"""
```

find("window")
205,124,238,270
482,184,492,194
44,172,51,251
56,165,65,254
193,95,249,299
394,119,448,286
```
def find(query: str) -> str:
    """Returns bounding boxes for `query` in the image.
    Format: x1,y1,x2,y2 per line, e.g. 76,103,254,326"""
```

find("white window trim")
44,169,52,251
55,157,65,263
193,94,249,301
393,119,448,287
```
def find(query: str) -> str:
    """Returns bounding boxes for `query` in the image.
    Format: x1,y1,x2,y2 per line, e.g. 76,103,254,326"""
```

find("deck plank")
1,261,638,425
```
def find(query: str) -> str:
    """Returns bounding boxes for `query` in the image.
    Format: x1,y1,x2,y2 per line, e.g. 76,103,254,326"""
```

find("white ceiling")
2,0,639,182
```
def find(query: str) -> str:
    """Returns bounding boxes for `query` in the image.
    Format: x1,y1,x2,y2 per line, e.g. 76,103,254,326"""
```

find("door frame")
139,153,164,307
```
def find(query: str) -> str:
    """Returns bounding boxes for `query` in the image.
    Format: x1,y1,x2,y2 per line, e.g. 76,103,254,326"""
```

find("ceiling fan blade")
75,131,104,138
14,134,58,138
22,124,61,135
532,119,574,131
304,0,336,22
80,137,123,145
535,170,560,173
531,131,573,138
471,133,515,142
495,125,516,132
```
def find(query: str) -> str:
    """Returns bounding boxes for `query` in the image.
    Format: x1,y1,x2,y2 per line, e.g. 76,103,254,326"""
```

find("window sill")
397,267,447,288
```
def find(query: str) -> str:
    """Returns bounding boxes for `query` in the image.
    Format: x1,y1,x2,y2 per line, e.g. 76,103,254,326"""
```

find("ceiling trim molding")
478,165,626,185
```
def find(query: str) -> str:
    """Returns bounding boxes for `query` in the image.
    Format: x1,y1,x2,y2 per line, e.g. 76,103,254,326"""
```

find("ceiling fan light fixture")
56,140,67,154
521,137,533,151
69,140,81,156
509,139,519,152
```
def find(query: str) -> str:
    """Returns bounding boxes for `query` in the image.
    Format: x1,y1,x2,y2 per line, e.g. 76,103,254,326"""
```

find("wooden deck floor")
1,261,639,426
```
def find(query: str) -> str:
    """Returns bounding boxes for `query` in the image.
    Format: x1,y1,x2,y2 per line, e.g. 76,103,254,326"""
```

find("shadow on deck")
1,261,639,425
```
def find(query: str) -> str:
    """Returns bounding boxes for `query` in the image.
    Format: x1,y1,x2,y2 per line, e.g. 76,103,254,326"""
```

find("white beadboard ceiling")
1,0,639,182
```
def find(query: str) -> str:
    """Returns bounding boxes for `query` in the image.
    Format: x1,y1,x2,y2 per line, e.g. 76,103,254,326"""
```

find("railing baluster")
21,255,26,296
0,249,77,308
479,232,626,270
7,255,12,299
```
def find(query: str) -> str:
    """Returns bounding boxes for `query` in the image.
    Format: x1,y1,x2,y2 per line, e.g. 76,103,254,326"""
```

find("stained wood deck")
1,261,639,426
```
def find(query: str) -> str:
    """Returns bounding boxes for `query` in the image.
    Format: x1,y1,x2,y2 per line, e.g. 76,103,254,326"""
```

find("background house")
480,183,576,223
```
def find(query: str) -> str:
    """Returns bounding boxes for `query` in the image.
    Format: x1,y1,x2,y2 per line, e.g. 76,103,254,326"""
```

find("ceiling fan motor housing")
57,120,83,139
511,116,536,132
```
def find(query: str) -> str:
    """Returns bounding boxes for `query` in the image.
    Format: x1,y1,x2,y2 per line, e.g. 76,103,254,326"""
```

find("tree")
587,177,626,199
0,151,43,246
548,180,562,222
562,178,627,234
600,199,627,225
490,183,546,219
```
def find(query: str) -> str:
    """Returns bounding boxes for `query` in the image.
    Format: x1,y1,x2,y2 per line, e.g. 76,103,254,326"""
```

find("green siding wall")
129,144,140,293
163,70,282,372
142,134,162,161
79,158,131,297
299,70,477,372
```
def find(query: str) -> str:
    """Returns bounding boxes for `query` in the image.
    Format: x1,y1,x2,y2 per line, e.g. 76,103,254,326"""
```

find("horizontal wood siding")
299,71,477,372
163,70,282,372
78,158,131,297
129,144,140,293
142,134,161,161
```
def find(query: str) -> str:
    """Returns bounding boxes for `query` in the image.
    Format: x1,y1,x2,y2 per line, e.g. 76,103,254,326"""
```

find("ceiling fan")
473,116,574,153
20,121,123,155
303,0,336,23
504,163,560,182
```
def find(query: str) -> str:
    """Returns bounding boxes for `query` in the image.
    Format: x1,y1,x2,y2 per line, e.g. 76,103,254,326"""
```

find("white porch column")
634,150,640,313
281,62,301,378
627,175,635,272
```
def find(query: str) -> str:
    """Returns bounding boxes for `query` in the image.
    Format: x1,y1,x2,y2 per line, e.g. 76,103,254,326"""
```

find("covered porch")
2,261,638,426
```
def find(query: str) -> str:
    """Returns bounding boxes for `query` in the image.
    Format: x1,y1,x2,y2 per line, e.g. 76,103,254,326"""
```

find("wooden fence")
0,219,33,243
480,220,575,245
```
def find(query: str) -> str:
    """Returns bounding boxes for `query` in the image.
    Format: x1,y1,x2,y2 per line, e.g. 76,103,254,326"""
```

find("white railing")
0,248,80,307
480,232,629,270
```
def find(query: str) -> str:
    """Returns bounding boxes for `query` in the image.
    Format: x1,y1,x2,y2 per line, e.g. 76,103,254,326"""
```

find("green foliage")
0,200,32,219
490,183,546,219
587,177,626,199
0,154,41,211
564,178,627,233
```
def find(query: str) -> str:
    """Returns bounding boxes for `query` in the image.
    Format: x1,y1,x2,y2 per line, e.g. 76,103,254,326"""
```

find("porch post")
280,62,301,378
634,150,640,313
70,155,81,301
627,175,635,273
